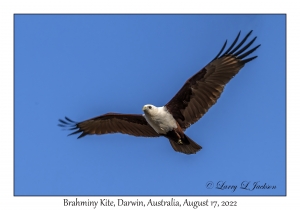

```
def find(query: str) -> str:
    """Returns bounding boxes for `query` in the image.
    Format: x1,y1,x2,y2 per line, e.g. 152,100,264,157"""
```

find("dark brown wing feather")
165,31,261,130
58,113,159,138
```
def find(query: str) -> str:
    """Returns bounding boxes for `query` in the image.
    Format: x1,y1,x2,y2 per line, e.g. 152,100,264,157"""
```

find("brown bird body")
58,31,260,155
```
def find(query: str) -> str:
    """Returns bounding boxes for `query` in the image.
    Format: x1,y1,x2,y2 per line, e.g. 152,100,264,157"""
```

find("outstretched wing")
58,113,159,138
165,31,260,130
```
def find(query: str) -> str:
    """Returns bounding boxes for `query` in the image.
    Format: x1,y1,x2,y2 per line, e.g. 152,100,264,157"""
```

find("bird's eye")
148,106,152,109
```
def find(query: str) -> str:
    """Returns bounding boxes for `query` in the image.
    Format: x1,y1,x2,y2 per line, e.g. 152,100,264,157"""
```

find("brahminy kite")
58,30,260,155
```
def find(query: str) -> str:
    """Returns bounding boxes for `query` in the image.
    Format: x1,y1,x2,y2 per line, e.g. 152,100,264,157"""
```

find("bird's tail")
168,134,202,155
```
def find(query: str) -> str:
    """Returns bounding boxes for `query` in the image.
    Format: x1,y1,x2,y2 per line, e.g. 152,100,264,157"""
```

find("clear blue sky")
14,15,285,196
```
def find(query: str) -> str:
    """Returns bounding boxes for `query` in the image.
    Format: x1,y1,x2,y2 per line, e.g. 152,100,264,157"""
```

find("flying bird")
58,31,260,155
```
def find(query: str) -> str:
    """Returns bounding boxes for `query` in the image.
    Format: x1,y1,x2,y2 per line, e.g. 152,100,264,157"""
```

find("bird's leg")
175,132,183,144
177,139,183,144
